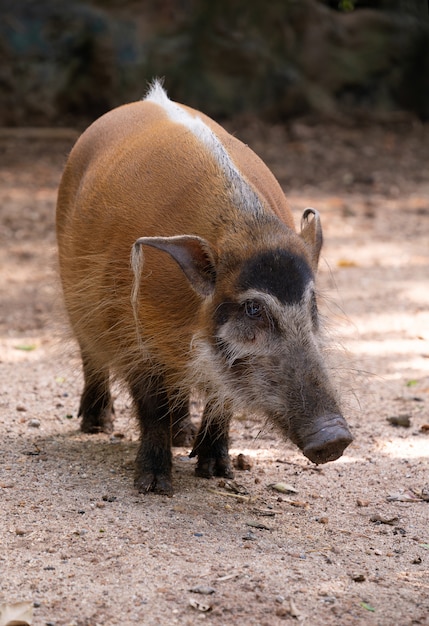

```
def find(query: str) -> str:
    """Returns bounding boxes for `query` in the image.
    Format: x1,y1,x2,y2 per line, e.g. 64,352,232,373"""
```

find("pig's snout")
301,414,353,465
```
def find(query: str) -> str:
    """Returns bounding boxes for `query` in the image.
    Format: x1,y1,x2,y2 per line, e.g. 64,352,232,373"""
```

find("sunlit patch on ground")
377,437,429,459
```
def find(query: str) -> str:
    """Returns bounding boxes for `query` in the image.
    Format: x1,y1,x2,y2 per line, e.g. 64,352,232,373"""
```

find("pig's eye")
244,300,263,319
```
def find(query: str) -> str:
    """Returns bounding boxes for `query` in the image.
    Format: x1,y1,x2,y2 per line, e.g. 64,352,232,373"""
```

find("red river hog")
56,81,353,495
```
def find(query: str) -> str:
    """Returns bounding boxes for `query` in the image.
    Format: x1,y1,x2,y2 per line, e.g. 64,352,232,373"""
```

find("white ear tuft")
300,207,323,270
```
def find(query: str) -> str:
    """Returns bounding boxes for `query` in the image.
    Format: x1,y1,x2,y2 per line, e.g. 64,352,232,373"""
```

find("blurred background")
1,6,429,624
1,0,428,127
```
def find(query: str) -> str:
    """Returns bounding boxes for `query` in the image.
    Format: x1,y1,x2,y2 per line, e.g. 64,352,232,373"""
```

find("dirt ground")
0,116,428,626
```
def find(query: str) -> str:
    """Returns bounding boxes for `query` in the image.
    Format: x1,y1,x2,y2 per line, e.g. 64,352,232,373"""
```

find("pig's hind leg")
79,352,114,434
169,390,197,447
190,403,234,479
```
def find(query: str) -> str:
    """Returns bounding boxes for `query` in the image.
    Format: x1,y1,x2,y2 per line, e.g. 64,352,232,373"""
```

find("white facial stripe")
144,80,264,216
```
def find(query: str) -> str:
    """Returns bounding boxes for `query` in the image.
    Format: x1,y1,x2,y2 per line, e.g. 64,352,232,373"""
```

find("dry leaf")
207,488,252,502
216,572,241,582
189,586,215,595
246,521,272,531
222,480,249,495
0,602,33,626
337,258,358,268
281,498,309,509
270,482,298,494
370,514,399,526
412,486,429,502
252,508,276,517
387,486,429,503
387,491,422,503
289,597,303,618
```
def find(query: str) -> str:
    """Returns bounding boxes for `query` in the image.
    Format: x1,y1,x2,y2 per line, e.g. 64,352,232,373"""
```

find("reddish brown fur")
56,87,351,494
56,98,303,382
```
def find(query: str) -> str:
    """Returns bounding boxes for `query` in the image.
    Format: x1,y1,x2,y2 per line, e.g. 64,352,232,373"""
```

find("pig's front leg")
129,374,173,496
190,403,234,479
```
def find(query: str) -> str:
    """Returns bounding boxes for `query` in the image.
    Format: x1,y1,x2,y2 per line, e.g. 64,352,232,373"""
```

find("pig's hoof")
302,415,353,464
134,472,173,496
80,407,115,434
172,418,197,447
195,455,234,479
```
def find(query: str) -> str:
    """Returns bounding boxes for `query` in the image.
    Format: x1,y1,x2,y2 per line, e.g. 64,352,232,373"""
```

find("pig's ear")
133,235,217,297
300,208,323,270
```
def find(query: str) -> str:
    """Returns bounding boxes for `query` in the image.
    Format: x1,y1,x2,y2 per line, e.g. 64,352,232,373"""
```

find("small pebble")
387,414,411,427
189,598,212,612
357,498,370,507
275,607,289,617
234,453,252,471
242,531,256,541
102,495,117,502
110,434,122,444
16,404,27,412
28,418,41,428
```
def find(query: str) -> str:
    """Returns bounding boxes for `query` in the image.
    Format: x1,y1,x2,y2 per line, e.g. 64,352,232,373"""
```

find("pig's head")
132,208,353,465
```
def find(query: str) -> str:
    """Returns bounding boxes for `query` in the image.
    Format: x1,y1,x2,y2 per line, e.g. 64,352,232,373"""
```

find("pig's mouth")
301,414,353,465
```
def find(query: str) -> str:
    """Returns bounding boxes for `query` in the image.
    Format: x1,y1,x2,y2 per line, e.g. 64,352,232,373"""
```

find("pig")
56,80,353,495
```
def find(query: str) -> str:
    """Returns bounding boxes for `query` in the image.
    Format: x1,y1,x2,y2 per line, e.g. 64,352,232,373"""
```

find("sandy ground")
0,118,428,626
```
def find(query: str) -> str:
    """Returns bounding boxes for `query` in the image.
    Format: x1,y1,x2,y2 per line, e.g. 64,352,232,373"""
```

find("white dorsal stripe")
145,80,218,150
144,80,264,215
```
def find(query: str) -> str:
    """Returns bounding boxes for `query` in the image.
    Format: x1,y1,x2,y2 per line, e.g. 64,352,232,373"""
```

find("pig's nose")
302,414,353,465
